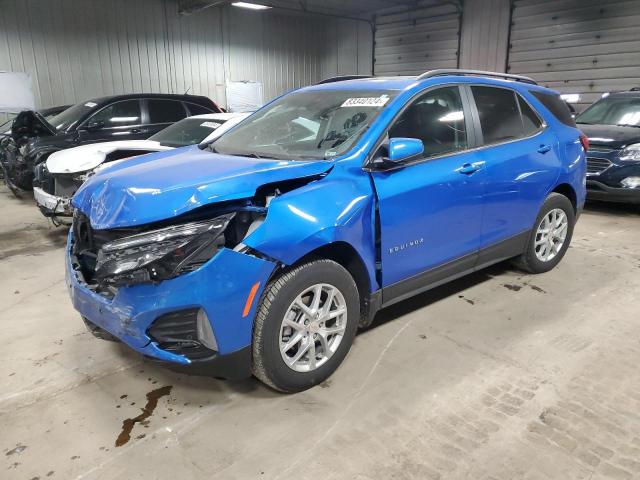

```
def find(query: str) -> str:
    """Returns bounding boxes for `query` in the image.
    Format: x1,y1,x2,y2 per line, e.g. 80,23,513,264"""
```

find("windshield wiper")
616,123,640,128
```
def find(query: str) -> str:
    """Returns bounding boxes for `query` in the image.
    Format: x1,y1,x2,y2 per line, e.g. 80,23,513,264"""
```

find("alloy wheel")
279,283,348,372
534,208,568,262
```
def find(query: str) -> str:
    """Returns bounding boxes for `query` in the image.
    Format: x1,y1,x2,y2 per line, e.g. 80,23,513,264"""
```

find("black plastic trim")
586,180,640,204
379,230,531,308
145,346,252,380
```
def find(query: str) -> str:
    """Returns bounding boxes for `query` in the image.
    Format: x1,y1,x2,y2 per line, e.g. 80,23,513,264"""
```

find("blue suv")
67,70,587,392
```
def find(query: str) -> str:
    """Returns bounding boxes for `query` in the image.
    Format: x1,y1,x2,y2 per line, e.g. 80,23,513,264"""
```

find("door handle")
458,162,484,175
131,128,142,134
537,144,551,154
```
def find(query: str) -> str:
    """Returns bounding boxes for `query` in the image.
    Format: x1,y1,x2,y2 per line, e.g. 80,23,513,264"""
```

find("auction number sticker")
201,121,222,129
84,102,98,108
341,95,390,108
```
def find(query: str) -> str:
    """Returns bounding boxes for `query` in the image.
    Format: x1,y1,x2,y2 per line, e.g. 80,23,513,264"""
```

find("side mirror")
387,137,424,163
83,120,105,131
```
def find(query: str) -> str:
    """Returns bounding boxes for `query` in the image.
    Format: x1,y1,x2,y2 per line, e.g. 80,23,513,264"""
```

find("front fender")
243,168,378,291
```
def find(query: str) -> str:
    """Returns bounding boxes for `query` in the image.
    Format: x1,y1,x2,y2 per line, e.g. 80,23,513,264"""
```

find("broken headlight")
95,213,234,286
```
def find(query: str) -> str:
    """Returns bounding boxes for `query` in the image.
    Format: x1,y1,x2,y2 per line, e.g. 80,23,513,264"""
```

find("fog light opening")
621,176,640,189
196,309,218,351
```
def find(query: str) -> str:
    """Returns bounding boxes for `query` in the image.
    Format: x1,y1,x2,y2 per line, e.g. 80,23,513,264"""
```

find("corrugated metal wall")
0,0,372,114
508,0,640,110
373,1,461,76
459,0,510,71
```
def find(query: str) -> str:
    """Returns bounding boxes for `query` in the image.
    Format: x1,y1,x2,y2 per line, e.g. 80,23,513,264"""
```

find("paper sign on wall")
0,71,36,113
225,80,263,113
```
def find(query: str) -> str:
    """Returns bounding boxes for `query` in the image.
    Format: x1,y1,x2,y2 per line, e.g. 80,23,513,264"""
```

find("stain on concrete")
115,385,172,447
503,284,522,292
529,285,546,294
5,444,27,456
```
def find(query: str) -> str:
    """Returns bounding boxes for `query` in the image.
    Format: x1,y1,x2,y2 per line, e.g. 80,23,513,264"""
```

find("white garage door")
508,0,640,111
374,2,462,76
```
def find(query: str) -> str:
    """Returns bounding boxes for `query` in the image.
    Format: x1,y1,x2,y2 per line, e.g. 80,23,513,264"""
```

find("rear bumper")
65,231,276,379
586,180,640,204
33,187,73,217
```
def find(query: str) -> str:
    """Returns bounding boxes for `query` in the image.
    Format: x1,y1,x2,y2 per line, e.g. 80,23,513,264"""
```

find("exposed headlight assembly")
619,143,640,162
95,213,234,286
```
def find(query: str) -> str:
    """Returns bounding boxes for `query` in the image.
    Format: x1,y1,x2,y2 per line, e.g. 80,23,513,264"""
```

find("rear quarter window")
531,91,576,127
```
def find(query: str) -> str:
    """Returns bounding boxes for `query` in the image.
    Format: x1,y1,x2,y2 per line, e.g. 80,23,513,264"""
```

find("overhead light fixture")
231,2,272,9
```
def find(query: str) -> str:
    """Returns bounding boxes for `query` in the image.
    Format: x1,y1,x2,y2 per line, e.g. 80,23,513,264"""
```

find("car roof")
606,90,640,98
301,74,558,96
188,112,250,121
86,93,214,106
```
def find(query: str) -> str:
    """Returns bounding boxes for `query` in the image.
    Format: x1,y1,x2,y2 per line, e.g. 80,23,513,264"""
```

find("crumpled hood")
579,124,640,150
11,110,56,141
72,145,332,229
47,140,166,174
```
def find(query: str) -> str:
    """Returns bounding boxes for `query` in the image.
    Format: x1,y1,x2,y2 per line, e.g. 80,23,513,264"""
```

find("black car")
0,104,71,180
0,93,221,195
577,89,640,204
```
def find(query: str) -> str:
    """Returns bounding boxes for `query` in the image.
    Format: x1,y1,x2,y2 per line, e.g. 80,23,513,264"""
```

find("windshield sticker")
84,102,98,108
341,95,390,108
201,121,222,129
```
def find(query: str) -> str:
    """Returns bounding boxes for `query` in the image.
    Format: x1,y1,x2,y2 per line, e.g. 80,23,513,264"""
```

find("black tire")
82,316,119,342
512,193,575,274
252,259,360,393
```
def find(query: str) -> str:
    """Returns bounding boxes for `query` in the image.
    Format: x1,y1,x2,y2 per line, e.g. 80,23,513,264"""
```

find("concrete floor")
1,183,640,480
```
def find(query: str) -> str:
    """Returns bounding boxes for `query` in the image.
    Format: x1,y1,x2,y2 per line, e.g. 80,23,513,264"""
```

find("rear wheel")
252,259,359,393
513,193,575,274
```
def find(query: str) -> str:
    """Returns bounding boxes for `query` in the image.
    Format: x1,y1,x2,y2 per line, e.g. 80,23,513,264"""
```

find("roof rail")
317,75,372,85
417,69,538,85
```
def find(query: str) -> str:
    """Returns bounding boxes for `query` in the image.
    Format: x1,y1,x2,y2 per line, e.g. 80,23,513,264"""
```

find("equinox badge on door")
389,238,424,254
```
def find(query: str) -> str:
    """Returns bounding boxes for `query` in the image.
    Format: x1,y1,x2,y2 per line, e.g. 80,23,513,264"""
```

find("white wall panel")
0,0,372,116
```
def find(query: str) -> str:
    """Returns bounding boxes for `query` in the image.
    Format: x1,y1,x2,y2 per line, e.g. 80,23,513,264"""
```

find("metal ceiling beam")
177,0,228,15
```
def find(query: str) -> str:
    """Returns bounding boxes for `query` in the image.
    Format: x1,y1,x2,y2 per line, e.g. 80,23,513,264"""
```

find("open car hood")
11,110,57,142
47,140,166,174
72,145,332,230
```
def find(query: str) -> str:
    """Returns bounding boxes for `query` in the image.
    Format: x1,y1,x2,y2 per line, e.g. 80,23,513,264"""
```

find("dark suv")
576,89,640,204
1,93,221,195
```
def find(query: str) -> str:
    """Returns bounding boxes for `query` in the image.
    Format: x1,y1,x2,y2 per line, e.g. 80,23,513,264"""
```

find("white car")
33,112,249,223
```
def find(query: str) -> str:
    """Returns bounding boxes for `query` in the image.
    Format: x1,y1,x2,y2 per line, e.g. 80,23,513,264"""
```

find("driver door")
369,85,486,299
78,99,147,143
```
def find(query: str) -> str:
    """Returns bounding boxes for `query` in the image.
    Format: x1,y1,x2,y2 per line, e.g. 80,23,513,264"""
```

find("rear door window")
518,96,543,136
87,100,142,128
471,86,524,145
185,102,215,116
147,99,188,124
531,91,576,127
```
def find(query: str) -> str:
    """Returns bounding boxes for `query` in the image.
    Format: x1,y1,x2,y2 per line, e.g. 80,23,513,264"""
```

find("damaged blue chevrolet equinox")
67,70,587,392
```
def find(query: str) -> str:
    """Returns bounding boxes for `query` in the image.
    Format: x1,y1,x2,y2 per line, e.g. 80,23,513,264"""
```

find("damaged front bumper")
33,187,73,219
65,231,277,379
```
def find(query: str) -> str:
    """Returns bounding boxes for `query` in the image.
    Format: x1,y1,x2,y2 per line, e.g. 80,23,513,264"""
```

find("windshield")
48,102,99,132
208,89,398,160
577,96,640,127
149,117,230,147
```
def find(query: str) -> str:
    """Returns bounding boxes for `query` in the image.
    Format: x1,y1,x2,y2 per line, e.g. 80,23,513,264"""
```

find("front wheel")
252,259,360,393
513,193,575,274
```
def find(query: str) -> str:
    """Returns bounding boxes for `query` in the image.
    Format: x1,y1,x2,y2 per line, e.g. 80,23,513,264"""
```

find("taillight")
579,134,589,152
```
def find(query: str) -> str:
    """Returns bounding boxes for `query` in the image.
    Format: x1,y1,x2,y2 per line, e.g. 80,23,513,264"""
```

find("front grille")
586,157,612,175
55,174,80,197
33,162,55,194
148,310,216,361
